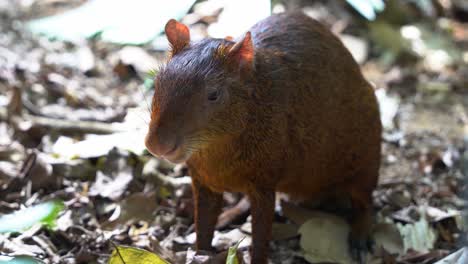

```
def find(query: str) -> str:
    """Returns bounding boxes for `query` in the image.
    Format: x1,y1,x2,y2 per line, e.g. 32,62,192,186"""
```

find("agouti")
145,12,381,264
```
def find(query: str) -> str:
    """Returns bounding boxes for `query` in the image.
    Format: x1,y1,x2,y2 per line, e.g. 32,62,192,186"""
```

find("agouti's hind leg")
192,179,223,251
348,188,375,264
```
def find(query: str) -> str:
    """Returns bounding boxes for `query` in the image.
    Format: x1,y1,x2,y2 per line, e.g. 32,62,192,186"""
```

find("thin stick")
110,240,126,264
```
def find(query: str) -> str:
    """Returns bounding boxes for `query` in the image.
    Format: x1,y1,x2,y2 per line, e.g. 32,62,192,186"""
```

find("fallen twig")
1,107,127,134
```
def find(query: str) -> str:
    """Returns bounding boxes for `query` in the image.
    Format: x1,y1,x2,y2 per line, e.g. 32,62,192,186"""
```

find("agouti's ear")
227,32,254,73
165,19,190,55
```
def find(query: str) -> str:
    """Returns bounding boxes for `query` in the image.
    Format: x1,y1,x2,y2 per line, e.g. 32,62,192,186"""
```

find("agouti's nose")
145,130,177,157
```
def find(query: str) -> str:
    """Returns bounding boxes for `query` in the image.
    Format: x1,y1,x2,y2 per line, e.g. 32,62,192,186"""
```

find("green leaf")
143,69,158,91
0,200,65,233
144,77,155,91
109,246,170,264
147,69,159,79
0,256,43,264
27,0,196,45
346,0,385,20
396,215,437,253
226,237,244,264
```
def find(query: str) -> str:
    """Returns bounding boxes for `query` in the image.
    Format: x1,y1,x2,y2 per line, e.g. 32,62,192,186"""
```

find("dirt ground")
0,0,467,263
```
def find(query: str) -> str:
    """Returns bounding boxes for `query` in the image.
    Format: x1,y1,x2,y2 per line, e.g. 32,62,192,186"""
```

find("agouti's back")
248,12,381,198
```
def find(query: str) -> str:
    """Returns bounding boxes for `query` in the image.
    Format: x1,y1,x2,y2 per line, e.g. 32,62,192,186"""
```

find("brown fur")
146,12,381,264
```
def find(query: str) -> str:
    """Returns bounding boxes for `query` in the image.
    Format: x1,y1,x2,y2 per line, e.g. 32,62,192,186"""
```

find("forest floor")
0,0,467,263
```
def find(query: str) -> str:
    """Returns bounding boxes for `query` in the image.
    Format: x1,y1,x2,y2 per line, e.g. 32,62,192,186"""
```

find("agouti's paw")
348,234,374,264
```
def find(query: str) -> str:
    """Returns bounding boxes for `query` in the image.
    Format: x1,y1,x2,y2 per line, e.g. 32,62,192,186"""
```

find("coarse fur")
146,12,382,264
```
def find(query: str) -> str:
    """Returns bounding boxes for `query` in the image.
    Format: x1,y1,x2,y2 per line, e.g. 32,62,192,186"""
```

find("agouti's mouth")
163,143,179,156
161,143,191,164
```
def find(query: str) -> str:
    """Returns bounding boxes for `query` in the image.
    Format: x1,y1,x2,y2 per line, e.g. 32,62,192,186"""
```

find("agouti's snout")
145,123,179,161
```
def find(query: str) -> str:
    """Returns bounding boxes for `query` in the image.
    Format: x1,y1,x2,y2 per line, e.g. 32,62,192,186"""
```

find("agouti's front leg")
192,179,223,251
249,189,275,264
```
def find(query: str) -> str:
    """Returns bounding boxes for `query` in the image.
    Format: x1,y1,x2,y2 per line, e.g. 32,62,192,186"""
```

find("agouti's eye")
207,90,221,102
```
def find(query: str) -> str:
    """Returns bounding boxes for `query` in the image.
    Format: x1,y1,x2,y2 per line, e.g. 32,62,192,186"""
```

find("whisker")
139,80,153,116
135,109,150,126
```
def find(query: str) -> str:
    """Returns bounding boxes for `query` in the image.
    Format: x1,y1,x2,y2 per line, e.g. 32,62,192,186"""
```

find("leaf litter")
0,0,467,263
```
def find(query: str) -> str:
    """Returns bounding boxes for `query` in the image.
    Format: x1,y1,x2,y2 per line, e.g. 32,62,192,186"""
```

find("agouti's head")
145,19,255,163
